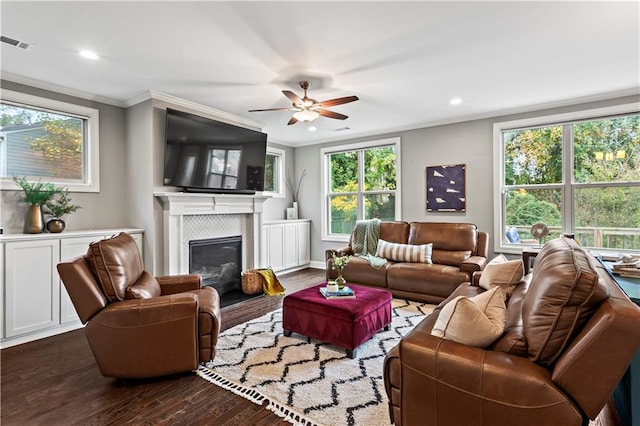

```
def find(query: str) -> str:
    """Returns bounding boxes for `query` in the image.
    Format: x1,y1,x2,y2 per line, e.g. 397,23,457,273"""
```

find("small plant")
13,176,62,206
286,169,307,203
331,253,351,271
44,189,81,219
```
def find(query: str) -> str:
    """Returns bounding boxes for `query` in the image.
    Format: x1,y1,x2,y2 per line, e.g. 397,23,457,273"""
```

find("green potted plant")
13,176,62,233
44,189,81,233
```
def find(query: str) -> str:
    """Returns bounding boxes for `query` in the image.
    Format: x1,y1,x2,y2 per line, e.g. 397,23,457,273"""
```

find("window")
0,90,100,192
321,137,401,241
494,104,640,253
263,147,285,197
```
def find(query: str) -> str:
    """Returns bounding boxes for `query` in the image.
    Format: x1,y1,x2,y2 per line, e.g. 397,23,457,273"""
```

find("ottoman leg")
283,329,292,337
384,325,390,331
347,348,357,359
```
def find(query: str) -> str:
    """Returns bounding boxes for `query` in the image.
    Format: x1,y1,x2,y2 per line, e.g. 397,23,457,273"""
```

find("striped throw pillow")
376,239,433,263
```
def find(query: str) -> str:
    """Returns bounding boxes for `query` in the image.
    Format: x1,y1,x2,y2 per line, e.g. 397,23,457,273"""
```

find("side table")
521,247,541,275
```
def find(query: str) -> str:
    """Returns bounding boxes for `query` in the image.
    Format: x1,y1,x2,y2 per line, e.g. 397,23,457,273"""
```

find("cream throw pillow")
431,286,507,347
375,239,433,263
479,255,524,292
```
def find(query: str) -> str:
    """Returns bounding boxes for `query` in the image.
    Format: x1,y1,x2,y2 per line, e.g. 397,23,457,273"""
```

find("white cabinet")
1,228,143,348
262,220,310,272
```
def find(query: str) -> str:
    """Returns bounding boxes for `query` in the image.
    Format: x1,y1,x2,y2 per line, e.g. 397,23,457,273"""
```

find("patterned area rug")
198,299,435,426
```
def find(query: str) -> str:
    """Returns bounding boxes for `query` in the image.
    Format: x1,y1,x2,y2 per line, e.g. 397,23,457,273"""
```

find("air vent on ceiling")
1,35,34,51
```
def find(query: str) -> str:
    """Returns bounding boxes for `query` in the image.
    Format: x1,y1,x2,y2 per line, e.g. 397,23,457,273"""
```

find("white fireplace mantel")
154,192,270,275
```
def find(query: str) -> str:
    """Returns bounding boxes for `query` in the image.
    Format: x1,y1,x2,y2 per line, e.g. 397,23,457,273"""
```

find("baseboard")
309,260,325,270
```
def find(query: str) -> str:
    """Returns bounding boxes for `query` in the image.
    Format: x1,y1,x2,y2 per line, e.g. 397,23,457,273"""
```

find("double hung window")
321,137,401,240
494,105,640,252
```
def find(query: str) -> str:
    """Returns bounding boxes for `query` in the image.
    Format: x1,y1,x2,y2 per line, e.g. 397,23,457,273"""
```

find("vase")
292,201,299,219
335,270,346,289
46,218,66,233
24,205,44,234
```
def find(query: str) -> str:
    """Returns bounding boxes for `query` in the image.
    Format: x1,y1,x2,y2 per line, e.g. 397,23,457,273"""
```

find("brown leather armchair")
384,237,640,425
57,232,221,379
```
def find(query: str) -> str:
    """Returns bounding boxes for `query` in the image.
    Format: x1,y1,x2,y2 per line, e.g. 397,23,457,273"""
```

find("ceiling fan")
249,81,359,125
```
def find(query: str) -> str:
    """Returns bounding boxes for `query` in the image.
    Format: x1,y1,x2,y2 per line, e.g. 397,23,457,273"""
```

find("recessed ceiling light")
450,97,462,105
79,50,99,60
308,126,317,132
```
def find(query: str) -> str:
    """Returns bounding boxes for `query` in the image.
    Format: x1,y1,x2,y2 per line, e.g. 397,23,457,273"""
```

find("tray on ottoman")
282,283,392,358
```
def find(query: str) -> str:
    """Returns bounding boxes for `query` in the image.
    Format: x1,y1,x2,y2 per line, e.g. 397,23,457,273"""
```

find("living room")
1,1,639,425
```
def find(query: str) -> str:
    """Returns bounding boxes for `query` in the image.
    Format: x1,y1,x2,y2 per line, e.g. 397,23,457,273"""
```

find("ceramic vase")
24,205,44,234
46,218,66,233
292,201,299,219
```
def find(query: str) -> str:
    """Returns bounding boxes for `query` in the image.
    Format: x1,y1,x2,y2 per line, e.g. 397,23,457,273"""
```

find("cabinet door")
59,236,106,324
5,240,60,337
298,221,311,265
284,223,299,269
267,224,285,272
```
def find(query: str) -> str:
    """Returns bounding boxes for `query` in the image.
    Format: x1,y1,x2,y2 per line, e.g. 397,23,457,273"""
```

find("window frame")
263,146,285,198
0,89,100,192
321,137,402,242
493,103,639,254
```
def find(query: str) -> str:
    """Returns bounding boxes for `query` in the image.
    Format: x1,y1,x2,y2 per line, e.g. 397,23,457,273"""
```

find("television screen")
163,108,267,193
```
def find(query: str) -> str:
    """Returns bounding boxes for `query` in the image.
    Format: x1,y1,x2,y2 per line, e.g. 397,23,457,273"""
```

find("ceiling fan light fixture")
293,109,319,122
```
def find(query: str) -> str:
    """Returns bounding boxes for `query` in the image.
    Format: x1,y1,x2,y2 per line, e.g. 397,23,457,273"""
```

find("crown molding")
0,72,125,107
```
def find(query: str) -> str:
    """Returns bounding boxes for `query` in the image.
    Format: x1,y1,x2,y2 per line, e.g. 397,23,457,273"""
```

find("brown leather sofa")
326,221,489,303
383,237,640,425
57,232,221,379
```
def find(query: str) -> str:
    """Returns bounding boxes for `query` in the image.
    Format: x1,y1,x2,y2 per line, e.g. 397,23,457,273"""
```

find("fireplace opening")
189,236,261,308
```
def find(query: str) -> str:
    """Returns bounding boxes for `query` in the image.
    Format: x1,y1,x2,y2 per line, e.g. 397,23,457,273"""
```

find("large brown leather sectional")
326,221,489,303
384,237,640,425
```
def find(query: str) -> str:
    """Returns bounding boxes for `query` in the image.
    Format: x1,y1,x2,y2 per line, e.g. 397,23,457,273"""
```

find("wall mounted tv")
163,108,267,194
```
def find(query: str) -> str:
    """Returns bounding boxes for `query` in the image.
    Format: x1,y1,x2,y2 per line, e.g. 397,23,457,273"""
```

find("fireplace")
189,235,260,307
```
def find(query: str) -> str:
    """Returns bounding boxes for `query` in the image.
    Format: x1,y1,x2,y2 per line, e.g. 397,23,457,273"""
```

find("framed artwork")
426,164,466,212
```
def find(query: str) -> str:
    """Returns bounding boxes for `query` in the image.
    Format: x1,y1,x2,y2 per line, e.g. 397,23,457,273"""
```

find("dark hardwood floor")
1,268,326,426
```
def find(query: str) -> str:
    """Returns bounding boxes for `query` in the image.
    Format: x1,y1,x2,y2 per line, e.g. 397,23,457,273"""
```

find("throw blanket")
351,219,387,269
257,269,286,296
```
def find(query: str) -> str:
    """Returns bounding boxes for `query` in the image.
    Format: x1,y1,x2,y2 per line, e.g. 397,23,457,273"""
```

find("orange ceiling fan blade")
282,90,303,105
248,107,291,112
317,109,348,120
287,116,299,125
316,95,359,108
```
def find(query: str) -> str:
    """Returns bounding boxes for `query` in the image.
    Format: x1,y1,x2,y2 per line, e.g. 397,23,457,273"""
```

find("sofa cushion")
125,271,161,299
431,286,507,347
522,237,609,366
86,232,144,302
479,255,524,295
408,222,477,266
376,239,432,263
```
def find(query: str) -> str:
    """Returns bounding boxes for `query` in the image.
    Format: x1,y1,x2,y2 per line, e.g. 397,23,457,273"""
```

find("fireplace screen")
189,236,242,296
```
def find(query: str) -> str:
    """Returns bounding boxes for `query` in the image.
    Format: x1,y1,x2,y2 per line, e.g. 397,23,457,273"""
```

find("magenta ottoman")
282,283,392,358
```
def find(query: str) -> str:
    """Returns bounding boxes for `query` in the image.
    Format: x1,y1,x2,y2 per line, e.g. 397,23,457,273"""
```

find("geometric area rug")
197,299,435,426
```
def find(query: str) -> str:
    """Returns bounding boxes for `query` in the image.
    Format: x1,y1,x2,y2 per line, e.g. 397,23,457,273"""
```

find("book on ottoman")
320,285,356,299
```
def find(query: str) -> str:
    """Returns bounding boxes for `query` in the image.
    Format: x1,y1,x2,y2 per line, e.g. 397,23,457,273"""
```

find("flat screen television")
163,108,267,193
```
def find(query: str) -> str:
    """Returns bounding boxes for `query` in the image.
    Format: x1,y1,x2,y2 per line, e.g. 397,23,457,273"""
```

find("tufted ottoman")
282,283,392,358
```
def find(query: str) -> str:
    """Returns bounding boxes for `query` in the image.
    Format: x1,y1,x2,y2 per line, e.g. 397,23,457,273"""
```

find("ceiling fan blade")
317,109,348,120
316,96,359,108
287,116,299,126
248,107,291,112
282,90,303,105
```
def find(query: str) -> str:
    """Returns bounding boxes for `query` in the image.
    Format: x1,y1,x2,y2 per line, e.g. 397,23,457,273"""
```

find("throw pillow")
375,239,432,263
479,255,524,294
431,286,507,347
125,271,161,299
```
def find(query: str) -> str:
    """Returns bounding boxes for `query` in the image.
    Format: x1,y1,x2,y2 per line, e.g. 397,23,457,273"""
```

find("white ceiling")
1,1,639,146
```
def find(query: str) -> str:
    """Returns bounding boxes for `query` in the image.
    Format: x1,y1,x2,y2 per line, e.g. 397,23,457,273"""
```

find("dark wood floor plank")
1,268,325,426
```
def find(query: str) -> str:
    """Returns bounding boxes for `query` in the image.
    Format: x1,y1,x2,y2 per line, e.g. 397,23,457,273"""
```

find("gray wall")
299,95,639,264
0,80,129,233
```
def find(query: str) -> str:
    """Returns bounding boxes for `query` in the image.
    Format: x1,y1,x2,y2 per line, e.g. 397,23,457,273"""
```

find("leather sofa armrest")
398,327,582,425
157,274,202,294
460,255,487,274
84,294,199,378
471,271,482,286
325,246,353,261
